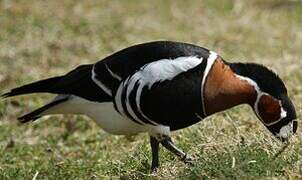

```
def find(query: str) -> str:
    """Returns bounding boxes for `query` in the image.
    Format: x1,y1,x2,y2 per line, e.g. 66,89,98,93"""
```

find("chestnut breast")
204,58,256,115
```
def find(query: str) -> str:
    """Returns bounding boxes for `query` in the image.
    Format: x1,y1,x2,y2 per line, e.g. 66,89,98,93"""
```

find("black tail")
2,64,111,102
18,95,69,123
2,77,62,98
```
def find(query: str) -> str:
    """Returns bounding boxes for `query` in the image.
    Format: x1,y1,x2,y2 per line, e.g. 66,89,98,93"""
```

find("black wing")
93,41,211,95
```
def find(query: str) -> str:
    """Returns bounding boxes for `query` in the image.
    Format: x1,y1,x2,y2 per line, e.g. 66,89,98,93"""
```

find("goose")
2,41,297,171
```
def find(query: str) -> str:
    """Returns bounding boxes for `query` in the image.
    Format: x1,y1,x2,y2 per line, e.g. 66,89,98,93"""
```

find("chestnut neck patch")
204,59,256,115
257,94,282,125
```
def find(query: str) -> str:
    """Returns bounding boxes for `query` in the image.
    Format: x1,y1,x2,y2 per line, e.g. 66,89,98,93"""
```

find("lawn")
0,0,301,179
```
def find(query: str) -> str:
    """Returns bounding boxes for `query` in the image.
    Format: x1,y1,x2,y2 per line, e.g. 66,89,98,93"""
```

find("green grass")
0,0,302,179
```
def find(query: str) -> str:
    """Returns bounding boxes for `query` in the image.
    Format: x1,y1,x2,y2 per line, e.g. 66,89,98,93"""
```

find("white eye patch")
276,121,294,139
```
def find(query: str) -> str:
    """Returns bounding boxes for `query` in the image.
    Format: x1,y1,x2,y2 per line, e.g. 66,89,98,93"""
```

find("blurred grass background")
0,0,302,179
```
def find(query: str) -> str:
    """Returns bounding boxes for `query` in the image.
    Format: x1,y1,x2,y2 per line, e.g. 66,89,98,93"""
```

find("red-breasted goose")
2,41,297,171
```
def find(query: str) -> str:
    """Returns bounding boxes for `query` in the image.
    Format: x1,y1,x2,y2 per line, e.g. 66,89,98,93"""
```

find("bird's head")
230,63,298,142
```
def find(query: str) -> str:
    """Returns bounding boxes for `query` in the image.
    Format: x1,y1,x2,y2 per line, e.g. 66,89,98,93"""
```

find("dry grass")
0,0,302,179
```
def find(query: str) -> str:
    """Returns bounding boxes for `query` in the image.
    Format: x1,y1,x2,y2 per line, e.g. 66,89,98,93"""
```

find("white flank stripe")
91,65,112,96
135,82,152,121
135,81,159,125
117,56,203,126
125,76,145,124
105,63,122,81
136,85,159,125
201,51,218,116
134,56,203,125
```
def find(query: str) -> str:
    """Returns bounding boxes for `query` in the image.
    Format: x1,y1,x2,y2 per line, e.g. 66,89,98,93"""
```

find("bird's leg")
150,136,160,172
159,135,194,164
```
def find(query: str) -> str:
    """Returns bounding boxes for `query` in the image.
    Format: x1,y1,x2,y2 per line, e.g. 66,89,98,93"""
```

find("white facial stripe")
91,65,113,96
105,63,122,81
276,121,294,139
235,75,287,126
201,51,218,116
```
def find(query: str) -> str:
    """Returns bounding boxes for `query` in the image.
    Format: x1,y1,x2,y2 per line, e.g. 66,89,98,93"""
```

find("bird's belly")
71,96,147,135
90,103,147,135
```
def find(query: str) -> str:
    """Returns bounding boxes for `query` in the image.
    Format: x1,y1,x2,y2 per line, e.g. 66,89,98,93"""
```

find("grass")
0,0,302,179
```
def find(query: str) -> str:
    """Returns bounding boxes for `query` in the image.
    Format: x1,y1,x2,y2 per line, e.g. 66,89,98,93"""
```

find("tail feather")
2,77,62,98
1,64,111,123
18,95,69,123
1,64,110,102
